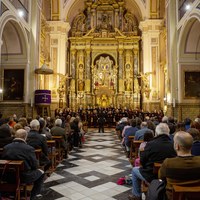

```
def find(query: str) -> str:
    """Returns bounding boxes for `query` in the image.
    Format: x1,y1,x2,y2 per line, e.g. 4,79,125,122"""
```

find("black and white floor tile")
39,129,133,200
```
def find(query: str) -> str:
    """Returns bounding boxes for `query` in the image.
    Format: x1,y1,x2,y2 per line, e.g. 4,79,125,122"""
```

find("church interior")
0,0,199,120
0,1,200,200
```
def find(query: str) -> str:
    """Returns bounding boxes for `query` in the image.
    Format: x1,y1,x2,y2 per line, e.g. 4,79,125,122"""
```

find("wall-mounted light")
185,4,191,10
0,89,3,93
18,9,24,18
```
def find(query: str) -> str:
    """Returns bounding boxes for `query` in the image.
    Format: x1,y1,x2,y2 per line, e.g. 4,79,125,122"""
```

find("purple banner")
35,90,51,105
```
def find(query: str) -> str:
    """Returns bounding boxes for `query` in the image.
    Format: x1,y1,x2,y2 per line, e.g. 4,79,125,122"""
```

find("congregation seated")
159,131,200,200
116,117,128,139
27,119,51,172
51,118,68,158
123,119,138,149
70,117,81,148
18,117,31,133
134,130,154,167
0,118,13,149
129,123,176,200
187,128,200,156
1,129,45,200
134,122,152,141
190,121,200,132
39,118,52,140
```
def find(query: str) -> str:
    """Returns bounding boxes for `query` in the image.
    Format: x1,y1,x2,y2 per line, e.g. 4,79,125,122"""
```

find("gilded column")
85,50,91,93
118,50,124,93
71,50,76,79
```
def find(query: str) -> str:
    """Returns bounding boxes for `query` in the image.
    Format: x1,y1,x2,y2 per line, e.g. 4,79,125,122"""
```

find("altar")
68,0,141,109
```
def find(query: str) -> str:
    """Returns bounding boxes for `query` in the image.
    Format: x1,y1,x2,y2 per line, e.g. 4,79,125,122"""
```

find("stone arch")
177,16,200,103
0,14,29,102
0,13,29,53
178,16,200,60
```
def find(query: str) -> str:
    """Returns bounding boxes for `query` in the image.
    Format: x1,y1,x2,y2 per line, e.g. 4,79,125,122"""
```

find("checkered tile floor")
39,129,132,200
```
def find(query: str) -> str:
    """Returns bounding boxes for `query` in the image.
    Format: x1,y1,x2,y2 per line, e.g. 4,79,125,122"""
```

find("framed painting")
3,69,24,101
184,71,200,98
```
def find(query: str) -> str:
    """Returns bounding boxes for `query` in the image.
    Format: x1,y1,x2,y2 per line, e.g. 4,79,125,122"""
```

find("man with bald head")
159,131,200,199
2,129,44,200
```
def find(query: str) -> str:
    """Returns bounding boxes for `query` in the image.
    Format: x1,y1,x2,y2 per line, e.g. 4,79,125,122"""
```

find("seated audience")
0,119,13,148
190,121,200,132
1,129,44,200
116,117,128,139
70,117,81,148
187,128,200,156
39,118,52,140
51,118,68,158
129,123,176,200
18,117,31,133
12,123,23,137
124,119,138,148
134,130,154,167
184,118,192,131
159,131,200,200
134,122,152,140
27,119,51,172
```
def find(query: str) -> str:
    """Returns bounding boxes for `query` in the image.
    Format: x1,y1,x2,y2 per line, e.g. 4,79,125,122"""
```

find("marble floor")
39,128,133,200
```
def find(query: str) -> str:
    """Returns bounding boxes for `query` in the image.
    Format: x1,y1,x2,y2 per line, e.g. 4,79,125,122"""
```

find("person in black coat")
1,129,44,200
27,119,51,172
0,119,13,149
129,123,176,200
97,113,106,133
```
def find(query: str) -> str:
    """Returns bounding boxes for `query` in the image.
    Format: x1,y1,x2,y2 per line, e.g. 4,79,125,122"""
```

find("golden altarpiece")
68,0,142,109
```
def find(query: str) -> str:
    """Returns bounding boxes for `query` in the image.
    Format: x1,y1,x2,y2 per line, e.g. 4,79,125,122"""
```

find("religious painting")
3,69,24,101
184,71,200,98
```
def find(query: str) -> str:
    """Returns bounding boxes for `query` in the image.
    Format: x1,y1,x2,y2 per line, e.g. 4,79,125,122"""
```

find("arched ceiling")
185,19,200,54
1,21,22,55
63,0,145,25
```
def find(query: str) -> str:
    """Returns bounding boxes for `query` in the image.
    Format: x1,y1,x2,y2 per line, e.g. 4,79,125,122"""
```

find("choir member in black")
97,113,106,133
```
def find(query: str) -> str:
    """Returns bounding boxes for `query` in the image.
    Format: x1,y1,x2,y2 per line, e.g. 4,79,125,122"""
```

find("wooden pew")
133,140,143,159
153,162,162,174
172,185,200,200
0,160,24,200
47,140,57,172
128,136,135,165
52,136,64,163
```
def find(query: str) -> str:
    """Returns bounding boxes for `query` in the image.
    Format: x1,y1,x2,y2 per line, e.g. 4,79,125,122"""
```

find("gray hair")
162,116,168,123
30,119,40,130
15,129,28,140
55,118,62,126
155,123,170,136
141,122,148,128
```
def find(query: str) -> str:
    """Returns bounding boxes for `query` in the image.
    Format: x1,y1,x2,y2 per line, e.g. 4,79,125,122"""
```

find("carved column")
48,21,70,106
118,50,124,93
85,50,91,93
139,19,164,108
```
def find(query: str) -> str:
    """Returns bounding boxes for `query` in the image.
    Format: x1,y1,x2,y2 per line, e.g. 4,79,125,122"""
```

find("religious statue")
78,80,85,91
137,72,154,98
78,64,84,80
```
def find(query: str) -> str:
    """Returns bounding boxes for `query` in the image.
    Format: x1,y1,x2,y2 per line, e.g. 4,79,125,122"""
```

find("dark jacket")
51,126,67,149
27,130,49,156
1,139,42,183
0,124,13,148
140,134,176,182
